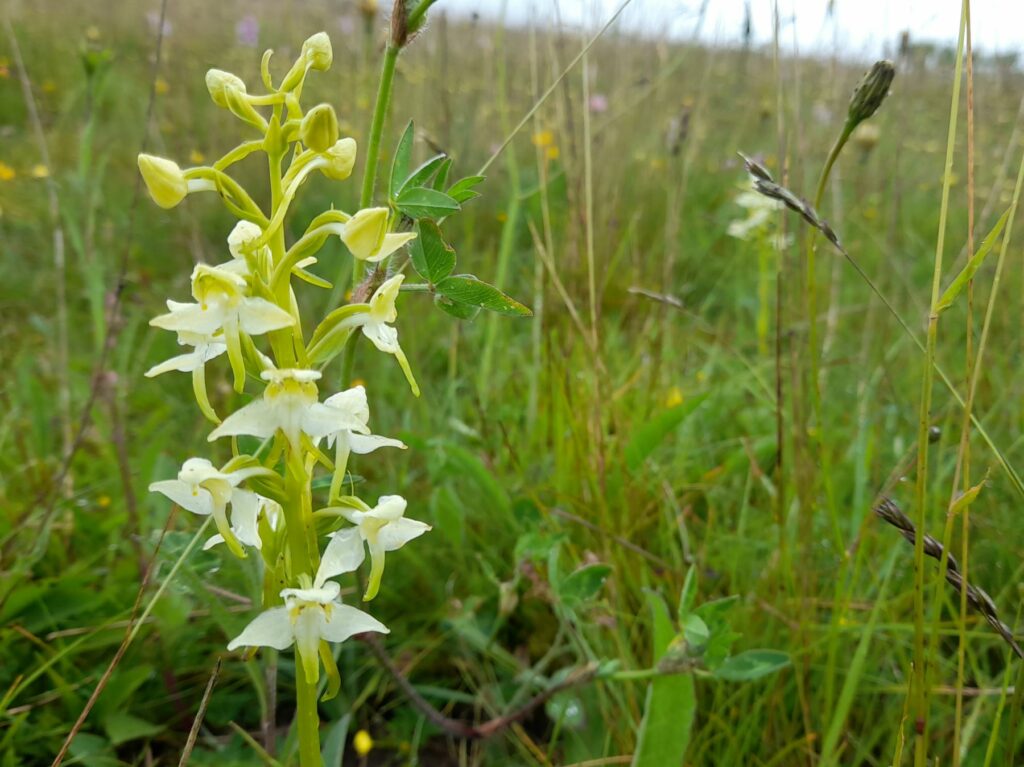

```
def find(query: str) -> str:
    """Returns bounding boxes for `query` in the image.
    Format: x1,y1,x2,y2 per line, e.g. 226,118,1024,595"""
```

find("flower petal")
316,528,365,586
378,517,431,551
230,489,263,549
361,321,399,354
208,399,279,442
347,433,406,454
237,297,295,335
301,403,359,441
323,386,370,432
366,232,417,263
227,607,294,651
151,302,225,335
149,479,214,516
145,350,206,377
319,603,389,643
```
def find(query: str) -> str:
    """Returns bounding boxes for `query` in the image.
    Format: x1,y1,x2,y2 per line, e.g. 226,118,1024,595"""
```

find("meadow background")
3,0,1024,764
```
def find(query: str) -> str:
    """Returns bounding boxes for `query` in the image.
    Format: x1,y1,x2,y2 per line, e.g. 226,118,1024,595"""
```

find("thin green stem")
909,5,968,764
295,659,321,767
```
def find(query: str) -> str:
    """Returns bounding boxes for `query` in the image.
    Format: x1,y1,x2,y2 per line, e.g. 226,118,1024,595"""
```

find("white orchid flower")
347,275,419,396
150,263,294,392
322,207,417,263
322,385,406,501
203,492,281,553
327,495,430,601
227,528,387,683
208,368,356,450
149,457,274,558
144,330,227,423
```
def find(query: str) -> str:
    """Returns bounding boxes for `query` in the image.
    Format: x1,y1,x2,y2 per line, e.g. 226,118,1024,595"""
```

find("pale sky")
440,1,1024,58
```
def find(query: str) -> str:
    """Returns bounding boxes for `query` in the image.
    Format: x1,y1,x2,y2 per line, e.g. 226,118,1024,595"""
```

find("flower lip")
260,368,322,384
178,457,221,484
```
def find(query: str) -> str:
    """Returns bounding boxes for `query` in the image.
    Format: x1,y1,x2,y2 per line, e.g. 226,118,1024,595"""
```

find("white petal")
319,603,389,643
323,386,370,431
367,495,407,521
237,297,295,335
365,232,417,263
227,607,294,651
378,517,431,551
368,275,403,323
316,528,366,585
361,321,400,354
203,534,225,550
301,403,358,440
151,302,226,335
230,489,262,549
145,350,206,377
347,433,406,454
208,399,280,442
149,479,213,516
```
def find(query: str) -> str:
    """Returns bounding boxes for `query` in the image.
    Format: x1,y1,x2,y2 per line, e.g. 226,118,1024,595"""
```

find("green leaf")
432,157,453,190
559,564,611,607
624,395,706,472
681,614,709,649
389,120,415,201
950,476,987,516
320,714,351,767
435,275,532,316
434,293,480,320
447,174,486,203
936,208,1010,313
401,153,448,194
633,592,696,767
395,186,461,219
103,712,164,745
712,649,790,681
410,219,456,283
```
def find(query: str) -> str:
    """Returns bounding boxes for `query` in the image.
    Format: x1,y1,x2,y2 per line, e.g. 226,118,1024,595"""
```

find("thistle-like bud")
205,69,247,109
846,60,895,129
301,104,340,154
320,138,358,181
302,32,333,72
138,154,188,209
341,207,389,260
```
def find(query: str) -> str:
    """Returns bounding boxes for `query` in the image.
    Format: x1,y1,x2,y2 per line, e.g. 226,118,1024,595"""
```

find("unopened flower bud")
138,154,188,208
227,220,264,258
301,104,340,154
341,207,389,260
302,32,333,72
320,137,357,181
205,68,246,109
847,60,895,129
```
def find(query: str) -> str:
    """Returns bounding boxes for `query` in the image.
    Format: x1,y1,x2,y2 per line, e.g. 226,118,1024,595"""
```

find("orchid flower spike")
227,528,387,684
322,385,406,501
208,368,356,450
150,263,294,392
149,457,275,558
327,495,430,601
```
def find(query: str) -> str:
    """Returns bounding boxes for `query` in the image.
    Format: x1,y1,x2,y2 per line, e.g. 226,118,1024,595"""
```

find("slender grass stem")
909,5,968,763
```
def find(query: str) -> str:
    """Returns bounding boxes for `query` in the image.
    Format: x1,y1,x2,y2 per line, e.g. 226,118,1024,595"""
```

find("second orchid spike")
846,60,895,129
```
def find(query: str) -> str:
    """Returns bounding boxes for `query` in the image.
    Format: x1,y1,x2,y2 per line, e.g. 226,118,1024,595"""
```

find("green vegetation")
2,1,1024,764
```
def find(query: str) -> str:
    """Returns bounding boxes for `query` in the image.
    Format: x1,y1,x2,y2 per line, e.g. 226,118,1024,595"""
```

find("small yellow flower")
189,149,205,164
155,77,170,95
85,26,101,41
0,162,16,181
664,386,684,408
863,206,878,221
545,145,560,161
353,729,374,756
532,130,554,148
496,212,508,223
98,494,112,508
42,79,58,94
30,164,49,179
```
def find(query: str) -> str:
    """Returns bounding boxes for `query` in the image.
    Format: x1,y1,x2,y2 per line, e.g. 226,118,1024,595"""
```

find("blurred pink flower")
146,10,173,38
236,15,259,48
589,93,609,114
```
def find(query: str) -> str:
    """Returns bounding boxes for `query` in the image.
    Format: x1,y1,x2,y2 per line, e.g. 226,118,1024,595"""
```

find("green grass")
3,1,1024,765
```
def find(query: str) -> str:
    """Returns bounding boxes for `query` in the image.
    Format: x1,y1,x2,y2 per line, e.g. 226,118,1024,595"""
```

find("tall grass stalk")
908,3,968,763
